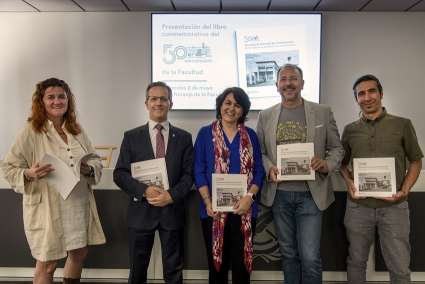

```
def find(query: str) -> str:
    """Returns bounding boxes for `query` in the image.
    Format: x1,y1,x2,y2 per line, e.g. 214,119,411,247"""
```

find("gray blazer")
256,100,344,210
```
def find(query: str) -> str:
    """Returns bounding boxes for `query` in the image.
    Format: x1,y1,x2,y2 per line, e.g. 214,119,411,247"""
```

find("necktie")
155,124,165,158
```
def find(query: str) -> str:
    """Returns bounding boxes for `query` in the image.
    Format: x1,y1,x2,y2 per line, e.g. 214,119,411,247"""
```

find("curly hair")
28,78,81,135
216,87,251,124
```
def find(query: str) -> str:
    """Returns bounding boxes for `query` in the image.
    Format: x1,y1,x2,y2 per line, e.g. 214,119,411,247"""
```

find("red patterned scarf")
211,120,254,273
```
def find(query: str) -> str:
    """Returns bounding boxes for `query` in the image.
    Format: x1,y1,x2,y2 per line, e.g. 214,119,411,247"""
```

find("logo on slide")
244,35,259,42
162,43,212,64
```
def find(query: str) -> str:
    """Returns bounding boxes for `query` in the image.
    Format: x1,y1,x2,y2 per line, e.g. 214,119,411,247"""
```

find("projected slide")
152,14,321,110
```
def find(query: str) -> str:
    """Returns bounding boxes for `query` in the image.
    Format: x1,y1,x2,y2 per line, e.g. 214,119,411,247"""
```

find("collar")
148,119,170,132
45,119,66,132
281,98,304,110
361,107,387,123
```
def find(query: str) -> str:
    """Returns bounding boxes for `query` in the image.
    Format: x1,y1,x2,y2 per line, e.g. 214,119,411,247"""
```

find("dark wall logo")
253,204,281,268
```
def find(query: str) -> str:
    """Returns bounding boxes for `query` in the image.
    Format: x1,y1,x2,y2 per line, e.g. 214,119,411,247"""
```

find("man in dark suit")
113,81,193,284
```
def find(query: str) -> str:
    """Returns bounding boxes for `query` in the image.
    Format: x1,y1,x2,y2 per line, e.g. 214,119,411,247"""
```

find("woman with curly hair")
2,78,105,284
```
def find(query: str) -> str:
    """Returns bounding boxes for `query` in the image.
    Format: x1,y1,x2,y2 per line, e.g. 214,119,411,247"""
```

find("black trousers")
128,226,183,284
201,214,257,284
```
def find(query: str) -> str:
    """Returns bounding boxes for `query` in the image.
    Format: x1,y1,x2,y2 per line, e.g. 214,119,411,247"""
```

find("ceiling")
0,0,424,12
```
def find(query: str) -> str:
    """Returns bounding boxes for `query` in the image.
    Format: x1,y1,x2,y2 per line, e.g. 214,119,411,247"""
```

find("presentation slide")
152,14,321,110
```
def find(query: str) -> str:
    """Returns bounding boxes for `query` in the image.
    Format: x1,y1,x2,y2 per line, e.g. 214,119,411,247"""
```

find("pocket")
379,132,403,154
394,200,408,209
346,198,360,209
23,191,42,205
302,193,321,215
23,192,43,231
24,180,44,205
344,199,361,228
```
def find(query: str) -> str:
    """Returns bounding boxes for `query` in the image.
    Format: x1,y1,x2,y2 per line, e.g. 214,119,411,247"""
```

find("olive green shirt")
341,108,423,208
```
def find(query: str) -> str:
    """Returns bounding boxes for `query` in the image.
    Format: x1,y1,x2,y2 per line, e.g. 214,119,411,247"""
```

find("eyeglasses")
147,96,170,103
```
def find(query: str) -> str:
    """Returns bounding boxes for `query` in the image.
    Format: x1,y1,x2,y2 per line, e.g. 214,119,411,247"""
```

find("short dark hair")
352,74,383,98
146,81,172,102
216,87,251,124
276,64,304,82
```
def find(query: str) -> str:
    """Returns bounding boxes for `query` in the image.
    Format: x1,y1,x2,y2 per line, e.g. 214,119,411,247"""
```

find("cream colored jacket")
1,123,106,261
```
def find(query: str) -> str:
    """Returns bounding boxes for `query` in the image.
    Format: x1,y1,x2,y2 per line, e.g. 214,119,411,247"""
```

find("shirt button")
69,156,73,159
67,148,70,151
70,164,74,167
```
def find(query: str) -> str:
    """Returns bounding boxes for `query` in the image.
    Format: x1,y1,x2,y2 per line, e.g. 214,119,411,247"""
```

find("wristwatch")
246,192,256,201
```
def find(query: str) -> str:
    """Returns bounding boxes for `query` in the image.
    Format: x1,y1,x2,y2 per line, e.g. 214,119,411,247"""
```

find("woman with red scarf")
194,87,265,283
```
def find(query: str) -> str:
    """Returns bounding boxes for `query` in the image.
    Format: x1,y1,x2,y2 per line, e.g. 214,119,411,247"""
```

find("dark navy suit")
114,123,193,284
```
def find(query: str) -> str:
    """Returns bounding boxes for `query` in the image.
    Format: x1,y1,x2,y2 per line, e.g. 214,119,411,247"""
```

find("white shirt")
148,119,170,157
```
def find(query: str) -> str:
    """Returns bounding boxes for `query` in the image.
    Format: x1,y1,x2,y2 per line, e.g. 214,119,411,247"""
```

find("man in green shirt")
341,74,423,283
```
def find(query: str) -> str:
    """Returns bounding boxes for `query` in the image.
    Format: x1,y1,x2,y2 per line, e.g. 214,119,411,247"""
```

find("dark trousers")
201,214,256,284
128,226,183,284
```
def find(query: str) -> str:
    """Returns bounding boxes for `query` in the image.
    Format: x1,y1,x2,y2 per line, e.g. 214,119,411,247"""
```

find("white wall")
1,12,425,166
321,12,425,140
0,13,153,163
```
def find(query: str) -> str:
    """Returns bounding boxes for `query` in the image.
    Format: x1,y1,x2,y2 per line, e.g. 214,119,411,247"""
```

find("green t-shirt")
276,104,309,192
341,109,423,208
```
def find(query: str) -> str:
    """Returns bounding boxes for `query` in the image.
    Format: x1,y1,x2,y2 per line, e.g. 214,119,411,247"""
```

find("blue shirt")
194,124,265,219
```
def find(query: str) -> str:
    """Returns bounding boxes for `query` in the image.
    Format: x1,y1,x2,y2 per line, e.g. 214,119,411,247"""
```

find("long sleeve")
167,131,194,203
79,128,103,185
1,126,34,194
256,110,275,176
341,125,352,167
324,109,344,173
249,129,265,189
194,127,209,190
113,132,148,200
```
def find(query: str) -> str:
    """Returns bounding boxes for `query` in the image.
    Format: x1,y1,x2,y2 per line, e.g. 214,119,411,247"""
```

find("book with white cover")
212,173,247,212
131,158,169,190
277,143,315,181
353,157,396,198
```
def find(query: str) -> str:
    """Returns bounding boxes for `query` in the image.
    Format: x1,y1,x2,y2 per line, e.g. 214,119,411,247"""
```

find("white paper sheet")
40,153,79,200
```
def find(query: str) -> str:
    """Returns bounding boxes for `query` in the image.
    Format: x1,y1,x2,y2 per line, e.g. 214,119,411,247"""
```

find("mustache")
283,85,297,90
